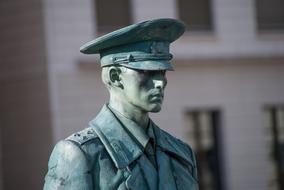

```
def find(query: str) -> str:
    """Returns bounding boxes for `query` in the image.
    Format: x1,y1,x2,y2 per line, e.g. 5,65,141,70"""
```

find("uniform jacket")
44,105,198,190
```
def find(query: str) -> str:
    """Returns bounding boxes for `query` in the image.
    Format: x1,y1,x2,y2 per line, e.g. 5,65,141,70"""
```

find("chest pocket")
170,158,198,190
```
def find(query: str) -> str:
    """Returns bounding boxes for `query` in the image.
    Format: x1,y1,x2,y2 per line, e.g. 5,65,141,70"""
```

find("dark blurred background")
0,0,284,189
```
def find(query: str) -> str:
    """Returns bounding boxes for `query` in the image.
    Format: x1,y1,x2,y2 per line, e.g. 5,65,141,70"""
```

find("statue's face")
121,67,167,113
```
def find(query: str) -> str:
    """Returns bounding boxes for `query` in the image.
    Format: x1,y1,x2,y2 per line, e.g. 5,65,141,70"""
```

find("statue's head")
80,18,185,113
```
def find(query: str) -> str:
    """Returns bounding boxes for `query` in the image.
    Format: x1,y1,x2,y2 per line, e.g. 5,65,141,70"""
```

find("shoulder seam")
66,127,98,145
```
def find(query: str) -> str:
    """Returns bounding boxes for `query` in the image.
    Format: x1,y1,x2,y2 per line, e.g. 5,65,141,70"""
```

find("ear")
109,66,123,88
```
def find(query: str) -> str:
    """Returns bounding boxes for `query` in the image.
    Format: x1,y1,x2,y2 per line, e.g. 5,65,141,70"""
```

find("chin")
148,104,162,113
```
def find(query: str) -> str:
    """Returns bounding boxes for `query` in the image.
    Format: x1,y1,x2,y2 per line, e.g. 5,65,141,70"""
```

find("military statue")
44,18,198,190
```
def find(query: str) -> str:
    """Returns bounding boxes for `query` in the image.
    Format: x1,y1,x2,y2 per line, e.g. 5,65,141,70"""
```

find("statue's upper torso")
44,105,198,190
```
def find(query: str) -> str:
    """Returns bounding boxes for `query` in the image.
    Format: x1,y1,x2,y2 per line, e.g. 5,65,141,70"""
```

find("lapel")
126,155,158,190
89,105,158,189
152,121,195,167
152,121,198,189
156,148,177,190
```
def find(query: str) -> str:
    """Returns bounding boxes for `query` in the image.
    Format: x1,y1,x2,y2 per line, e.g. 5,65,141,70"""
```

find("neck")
108,94,149,129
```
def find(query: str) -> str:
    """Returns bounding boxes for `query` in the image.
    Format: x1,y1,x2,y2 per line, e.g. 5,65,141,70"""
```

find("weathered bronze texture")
44,18,198,190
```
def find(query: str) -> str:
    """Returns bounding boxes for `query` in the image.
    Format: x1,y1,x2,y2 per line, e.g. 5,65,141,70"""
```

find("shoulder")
66,127,98,145
47,127,100,169
48,140,89,172
44,138,94,189
158,126,193,152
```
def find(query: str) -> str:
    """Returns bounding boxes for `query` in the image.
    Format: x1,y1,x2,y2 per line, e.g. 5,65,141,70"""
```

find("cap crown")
80,18,186,70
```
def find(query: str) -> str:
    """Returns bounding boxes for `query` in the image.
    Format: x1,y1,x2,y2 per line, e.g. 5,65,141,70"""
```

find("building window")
185,109,223,190
177,0,213,32
256,0,284,31
264,105,284,190
95,0,132,34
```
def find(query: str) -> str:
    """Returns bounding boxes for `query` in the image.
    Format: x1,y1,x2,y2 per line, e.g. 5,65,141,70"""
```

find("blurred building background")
0,0,284,189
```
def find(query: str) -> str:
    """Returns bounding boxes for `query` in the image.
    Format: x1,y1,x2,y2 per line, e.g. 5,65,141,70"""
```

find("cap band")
101,53,173,67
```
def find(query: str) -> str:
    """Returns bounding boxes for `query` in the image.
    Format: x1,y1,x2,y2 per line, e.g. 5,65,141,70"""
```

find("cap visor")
119,60,174,71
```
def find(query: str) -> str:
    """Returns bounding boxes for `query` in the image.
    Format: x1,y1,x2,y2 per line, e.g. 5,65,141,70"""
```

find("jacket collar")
89,104,193,169
152,122,194,166
109,106,150,149
89,104,143,169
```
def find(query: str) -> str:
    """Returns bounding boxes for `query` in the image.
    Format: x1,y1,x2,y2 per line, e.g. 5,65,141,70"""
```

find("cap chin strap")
101,53,173,67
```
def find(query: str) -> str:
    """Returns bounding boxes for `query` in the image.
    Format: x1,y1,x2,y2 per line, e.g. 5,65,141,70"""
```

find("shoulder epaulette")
66,127,98,145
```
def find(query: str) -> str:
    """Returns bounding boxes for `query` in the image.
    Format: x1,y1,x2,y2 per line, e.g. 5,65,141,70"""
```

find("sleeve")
43,140,93,190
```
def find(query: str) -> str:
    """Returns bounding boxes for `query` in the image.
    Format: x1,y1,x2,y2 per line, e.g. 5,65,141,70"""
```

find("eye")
160,70,166,76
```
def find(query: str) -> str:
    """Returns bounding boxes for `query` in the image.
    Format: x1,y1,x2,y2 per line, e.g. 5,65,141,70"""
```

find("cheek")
138,77,153,90
124,81,141,98
126,84,147,102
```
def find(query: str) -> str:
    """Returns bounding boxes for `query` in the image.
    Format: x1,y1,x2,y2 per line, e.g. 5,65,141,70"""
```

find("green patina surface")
44,18,199,190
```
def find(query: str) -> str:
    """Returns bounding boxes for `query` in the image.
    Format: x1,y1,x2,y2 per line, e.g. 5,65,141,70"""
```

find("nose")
154,76,167,90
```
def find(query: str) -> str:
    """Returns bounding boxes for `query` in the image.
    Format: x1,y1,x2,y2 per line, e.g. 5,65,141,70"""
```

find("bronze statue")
44,18,198,190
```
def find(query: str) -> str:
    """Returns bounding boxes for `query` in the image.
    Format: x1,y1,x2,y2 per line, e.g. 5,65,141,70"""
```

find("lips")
149,93,164,102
